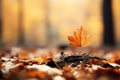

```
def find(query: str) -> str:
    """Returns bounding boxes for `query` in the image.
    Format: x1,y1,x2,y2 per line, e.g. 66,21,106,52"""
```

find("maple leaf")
67,26,91,47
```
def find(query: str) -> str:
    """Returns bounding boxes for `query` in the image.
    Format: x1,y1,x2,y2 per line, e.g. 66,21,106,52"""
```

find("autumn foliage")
68,26,91,47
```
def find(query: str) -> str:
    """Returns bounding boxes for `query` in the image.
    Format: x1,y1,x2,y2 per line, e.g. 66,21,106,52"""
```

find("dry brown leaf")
27,70,45,78
68,26,91,47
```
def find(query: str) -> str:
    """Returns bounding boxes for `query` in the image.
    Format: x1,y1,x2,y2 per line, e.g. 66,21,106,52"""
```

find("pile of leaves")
0,27,120,80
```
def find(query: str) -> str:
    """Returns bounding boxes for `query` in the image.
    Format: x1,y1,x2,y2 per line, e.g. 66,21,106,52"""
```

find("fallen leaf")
35,57,43,64
68,26,91,47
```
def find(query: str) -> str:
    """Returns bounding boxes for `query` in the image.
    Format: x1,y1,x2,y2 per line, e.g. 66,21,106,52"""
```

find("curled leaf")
68,26,91,47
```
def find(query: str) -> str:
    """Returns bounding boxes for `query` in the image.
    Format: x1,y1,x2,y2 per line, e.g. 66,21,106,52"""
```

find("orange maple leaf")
67,26,91,47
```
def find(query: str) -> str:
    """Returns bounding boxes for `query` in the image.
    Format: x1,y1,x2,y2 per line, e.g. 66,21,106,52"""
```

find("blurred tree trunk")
45,0,51,46
18,0,25,45
103,0,115,46
0,0,2,44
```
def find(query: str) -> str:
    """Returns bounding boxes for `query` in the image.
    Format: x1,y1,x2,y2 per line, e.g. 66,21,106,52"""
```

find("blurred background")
0,0,120,48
